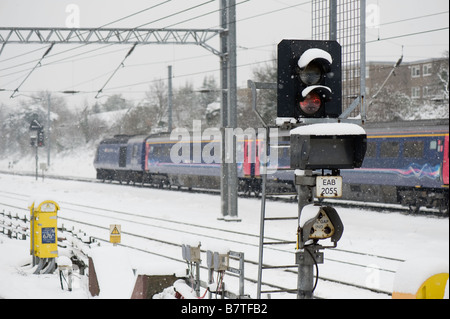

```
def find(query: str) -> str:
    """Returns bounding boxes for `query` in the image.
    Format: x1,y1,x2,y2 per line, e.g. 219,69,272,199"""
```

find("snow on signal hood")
290,123,367,136
298,48,333,69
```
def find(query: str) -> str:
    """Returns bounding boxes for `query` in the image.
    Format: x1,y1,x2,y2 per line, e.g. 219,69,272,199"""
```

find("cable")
1,0,302,91
304,246,319,294
94,0,173,29
0,1,222,94
4,1,447,100
367,27,449,44
95,43,138,99
10,43,54,98
0,46,47,64
378,11,449,28
0,0,173,65
0,0,173,76
133,0,216,29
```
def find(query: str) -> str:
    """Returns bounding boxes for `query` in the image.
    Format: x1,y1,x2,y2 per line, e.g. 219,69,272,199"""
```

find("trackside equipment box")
29,200,59,258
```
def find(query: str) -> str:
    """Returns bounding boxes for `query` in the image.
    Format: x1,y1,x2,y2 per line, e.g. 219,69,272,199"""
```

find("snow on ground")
0,146,97,179
0,149,449,299
0,237,88,299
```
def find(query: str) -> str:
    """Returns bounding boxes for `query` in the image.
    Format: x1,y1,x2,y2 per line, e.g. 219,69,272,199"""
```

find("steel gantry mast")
0,0,239,220
0,27,224,56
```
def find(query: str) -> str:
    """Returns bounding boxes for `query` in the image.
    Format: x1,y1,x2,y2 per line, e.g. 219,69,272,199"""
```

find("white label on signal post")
316,176,343,198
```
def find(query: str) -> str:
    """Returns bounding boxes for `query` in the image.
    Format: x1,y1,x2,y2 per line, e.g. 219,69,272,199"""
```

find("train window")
132,145,139,158
365,142,377,158
404,141,424,158
119,147,127,167
380,141,399,158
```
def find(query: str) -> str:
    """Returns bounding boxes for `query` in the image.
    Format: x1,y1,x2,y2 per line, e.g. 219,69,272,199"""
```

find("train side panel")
146,139,222,188
343,134,446,189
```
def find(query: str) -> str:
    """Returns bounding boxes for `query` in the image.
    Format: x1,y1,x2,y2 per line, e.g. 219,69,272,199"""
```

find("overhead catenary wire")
9,42,55,99
1,2,448,99
0,1,222,94
0,0,173,64
0,0,175,77
94,42,138,99
0,0,252,78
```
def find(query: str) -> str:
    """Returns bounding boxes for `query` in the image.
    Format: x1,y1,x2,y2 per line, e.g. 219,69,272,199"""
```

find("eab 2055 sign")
316,176,343,198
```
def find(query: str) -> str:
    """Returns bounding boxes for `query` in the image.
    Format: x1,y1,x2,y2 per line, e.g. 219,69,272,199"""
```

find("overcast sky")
0,0,448,110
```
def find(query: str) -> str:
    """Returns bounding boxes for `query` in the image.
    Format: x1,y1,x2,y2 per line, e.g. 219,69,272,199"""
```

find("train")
94,119,449,214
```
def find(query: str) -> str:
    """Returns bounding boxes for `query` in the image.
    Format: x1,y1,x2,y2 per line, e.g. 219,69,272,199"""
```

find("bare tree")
251,56,278,126
437,50,449,100
173,81,201,129
143,79,168,129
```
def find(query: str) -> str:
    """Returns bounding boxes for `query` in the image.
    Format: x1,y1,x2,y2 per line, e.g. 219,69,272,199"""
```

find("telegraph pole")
46,93,51,167
168,65,173,132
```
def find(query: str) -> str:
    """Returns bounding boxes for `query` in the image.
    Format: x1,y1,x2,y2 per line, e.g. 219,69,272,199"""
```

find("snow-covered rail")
1,170,445,216
0,192,397,299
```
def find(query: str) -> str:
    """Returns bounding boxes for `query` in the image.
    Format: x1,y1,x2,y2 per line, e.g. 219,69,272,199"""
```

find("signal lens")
299,92,322,115
299,62,323,85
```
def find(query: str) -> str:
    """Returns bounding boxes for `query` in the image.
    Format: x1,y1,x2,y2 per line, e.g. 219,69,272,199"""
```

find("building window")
366,66,370,79
411,66,421,78
423,63,433,77
423,86,430,98
411,87,421,99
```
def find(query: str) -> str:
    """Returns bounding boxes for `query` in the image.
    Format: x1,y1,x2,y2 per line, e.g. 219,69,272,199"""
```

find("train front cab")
94,135,147,184
241,139,262,195
94,136,130,181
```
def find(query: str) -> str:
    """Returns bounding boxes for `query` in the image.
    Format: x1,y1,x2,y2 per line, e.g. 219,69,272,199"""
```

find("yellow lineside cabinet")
29,200,59,259
393,256,449,299
393,273,449,299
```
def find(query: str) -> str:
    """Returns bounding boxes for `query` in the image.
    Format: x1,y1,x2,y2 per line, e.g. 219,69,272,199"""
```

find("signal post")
276,39,367,299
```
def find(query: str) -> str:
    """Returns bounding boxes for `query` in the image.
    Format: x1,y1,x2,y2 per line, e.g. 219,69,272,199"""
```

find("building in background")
344,56,449,121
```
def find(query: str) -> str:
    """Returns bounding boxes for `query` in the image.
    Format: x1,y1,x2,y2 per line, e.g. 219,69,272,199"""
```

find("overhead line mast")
0,0,240,220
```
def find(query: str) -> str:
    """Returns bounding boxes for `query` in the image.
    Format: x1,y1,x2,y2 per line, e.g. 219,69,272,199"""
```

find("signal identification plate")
316,176,343,198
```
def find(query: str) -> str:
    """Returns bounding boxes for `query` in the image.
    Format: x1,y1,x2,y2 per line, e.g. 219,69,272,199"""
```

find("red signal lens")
299,92,322,115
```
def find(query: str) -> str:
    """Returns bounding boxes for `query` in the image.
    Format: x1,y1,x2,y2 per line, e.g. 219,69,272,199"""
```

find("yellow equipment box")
30,200,59,259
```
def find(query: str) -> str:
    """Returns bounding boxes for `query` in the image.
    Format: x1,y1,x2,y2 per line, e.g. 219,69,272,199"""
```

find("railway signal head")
277,40,342,121
37,128,45,147
29,118,44,147
290,123,367,170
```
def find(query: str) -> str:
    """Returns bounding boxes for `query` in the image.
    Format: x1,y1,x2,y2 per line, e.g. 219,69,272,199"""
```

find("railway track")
0,184,401,299
1,169,444,216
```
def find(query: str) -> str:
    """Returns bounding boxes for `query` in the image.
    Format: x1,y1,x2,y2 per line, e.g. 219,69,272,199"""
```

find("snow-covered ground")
0,146,97,179
0,150,449,299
